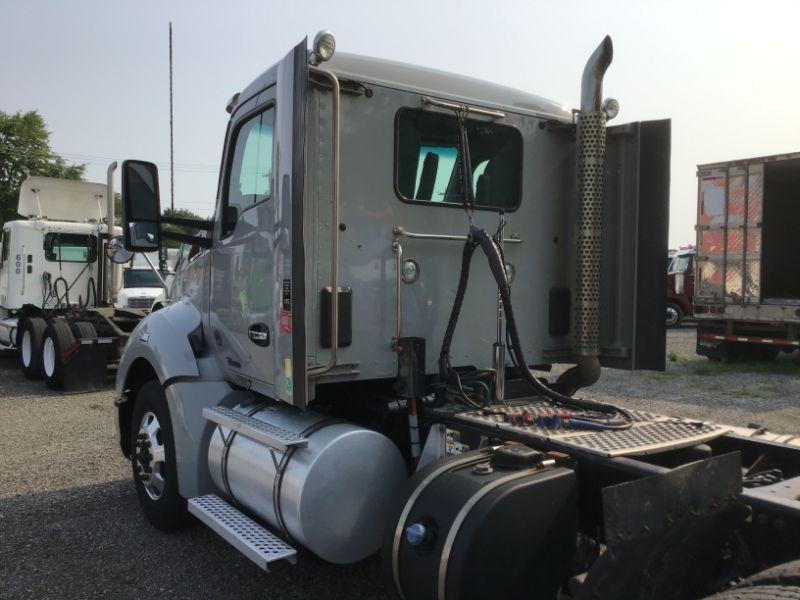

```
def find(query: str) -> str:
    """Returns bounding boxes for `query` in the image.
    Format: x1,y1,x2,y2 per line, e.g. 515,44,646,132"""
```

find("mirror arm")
161,229,212,248
160,216,214,231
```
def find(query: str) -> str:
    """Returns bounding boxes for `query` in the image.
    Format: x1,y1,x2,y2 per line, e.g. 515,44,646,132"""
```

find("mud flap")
577,453,747,600
62,338,112,392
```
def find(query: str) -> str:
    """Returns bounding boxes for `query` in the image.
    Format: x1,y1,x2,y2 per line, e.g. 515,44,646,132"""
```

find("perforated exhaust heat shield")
574,36,612,356
574,110,606,355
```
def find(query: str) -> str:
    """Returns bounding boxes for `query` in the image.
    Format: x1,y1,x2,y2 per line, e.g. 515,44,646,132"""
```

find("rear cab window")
43,232,97,263
395,109,522,210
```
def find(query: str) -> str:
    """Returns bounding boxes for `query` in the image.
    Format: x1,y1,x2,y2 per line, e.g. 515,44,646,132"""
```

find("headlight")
401,259,420,284
601,97,619,120
312,30,336,64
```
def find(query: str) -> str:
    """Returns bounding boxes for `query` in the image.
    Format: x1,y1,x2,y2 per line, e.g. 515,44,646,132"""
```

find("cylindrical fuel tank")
208,401,407,564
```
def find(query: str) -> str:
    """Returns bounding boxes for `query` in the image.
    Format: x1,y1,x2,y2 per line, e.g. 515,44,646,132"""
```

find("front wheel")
130,380,188,531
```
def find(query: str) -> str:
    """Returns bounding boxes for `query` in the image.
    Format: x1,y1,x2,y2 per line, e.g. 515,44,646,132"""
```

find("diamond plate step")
203,406,308,452
188,494,296,571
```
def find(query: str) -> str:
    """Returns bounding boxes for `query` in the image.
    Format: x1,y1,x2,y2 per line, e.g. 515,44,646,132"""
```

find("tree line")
0,109,206,247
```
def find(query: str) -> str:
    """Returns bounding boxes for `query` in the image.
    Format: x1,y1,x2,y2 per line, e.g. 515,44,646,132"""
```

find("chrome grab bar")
391,227,522,347
421,96,505,120
308,66,341,377
393,226,522,244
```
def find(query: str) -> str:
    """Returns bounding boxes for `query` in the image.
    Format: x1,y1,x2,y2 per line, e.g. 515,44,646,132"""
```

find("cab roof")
326,53,574,122
238,50,574,123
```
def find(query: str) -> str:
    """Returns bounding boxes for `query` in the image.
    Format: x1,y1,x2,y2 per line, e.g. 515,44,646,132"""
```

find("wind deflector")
600,119,671,371
273,38,309,407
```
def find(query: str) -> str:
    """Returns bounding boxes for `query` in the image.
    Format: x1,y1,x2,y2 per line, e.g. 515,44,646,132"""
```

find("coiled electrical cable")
437,226,632,429
470,226,632,429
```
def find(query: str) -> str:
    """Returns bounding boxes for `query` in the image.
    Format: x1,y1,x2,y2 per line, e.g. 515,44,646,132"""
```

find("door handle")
247,323,270,347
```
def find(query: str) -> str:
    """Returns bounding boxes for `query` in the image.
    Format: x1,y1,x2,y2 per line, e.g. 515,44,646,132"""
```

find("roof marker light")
310,30,336,65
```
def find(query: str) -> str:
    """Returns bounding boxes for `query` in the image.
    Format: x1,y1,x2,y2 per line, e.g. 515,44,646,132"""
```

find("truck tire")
130,380,188,531
72,321,97,340
18,316,47,379
666,301,684,328
41,319,77,390
743,560,800,588
703,585,800,599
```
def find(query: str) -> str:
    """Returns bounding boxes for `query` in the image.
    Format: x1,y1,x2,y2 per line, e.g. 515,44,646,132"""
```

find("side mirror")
121,160,161,251
106,236,135,264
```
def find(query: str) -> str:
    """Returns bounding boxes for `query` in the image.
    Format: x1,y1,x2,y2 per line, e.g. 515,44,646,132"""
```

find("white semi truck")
0,172,155,390
113,32,800,600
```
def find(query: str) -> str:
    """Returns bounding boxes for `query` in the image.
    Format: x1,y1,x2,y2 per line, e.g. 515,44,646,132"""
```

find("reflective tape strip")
701,333,800,347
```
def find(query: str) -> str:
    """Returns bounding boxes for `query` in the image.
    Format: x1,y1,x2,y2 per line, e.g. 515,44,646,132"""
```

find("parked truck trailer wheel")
41,319,77,390
72,320,97,340
18,316,47,379
666,301,684,328
130,380,188,531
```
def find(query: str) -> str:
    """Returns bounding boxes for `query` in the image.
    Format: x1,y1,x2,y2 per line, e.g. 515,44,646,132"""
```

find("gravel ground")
550,326,800,435
1,327,799,599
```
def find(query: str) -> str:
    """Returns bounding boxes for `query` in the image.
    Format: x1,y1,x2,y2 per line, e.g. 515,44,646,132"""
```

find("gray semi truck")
113,32,800,600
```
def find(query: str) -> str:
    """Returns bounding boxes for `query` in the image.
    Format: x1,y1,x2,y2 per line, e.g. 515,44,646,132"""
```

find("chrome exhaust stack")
559,36,613,393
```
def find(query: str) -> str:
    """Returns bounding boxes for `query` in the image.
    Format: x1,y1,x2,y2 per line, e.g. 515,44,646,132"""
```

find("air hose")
439,225,633,430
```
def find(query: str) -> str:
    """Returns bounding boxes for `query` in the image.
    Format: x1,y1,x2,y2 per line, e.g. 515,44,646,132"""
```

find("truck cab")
666,247,696,327
109,33,800,600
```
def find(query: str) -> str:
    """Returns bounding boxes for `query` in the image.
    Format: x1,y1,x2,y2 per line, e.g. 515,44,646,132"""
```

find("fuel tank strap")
271,417,345,543
219,404,264,508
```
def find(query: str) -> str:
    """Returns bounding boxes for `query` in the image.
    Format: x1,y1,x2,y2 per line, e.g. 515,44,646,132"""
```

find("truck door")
210,40,308,406
600,119,671,370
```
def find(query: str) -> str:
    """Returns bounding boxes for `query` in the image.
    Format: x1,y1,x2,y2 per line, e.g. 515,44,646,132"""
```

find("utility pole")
169,21,175,211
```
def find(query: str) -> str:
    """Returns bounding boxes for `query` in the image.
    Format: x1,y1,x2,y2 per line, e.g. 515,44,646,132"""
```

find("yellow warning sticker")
284,358,293,395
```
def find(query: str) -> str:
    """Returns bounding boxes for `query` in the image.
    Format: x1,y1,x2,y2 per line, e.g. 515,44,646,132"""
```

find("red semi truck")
694,152,800,360
666,247,695,327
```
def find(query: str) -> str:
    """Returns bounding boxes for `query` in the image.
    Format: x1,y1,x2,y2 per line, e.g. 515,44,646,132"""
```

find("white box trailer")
0,172,156,390
694,153,800,359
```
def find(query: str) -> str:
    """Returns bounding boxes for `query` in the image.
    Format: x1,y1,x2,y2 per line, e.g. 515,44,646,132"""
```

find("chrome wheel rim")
134,411,166,500
43,336,56,377
666,306,679,327
21,330,32,367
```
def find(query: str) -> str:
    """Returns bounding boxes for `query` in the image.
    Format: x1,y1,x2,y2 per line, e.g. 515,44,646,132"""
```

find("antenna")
169,21,175,212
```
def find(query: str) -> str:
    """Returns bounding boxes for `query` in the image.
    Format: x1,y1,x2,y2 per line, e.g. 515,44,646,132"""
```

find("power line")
55,151,217,171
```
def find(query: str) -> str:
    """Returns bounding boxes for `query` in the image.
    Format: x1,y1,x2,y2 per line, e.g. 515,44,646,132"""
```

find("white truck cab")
117,267,168,310
0,177,120,347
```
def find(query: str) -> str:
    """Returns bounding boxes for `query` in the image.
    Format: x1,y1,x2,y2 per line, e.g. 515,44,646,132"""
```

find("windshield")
123,269,166,288
668,256,691,274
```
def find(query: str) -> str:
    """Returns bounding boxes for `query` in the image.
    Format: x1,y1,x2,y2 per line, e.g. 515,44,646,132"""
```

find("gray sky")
2,0,799,247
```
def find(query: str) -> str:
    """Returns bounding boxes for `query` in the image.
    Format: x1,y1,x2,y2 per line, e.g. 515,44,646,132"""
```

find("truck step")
188,494,297,571
202,406,309,452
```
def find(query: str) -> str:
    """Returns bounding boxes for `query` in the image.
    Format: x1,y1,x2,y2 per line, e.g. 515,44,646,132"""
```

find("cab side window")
0,230,8,266
0,229,11,264
223,106,275,237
